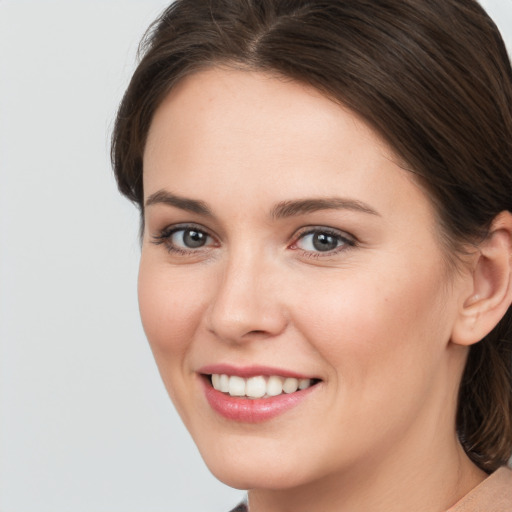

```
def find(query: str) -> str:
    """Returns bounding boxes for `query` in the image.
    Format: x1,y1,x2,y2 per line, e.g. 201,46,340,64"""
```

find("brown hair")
111,0,512,472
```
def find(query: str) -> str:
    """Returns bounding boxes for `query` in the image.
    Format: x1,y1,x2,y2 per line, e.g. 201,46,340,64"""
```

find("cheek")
137,257,208,365
290,260,453,393
284,264,456,462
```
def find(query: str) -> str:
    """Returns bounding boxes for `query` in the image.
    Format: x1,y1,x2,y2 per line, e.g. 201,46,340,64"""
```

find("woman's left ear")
451,211,512,346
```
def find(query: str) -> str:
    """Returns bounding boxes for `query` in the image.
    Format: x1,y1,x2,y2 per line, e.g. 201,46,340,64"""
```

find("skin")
139,68,489,512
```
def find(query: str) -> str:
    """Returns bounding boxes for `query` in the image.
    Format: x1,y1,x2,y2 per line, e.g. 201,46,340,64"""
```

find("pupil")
313,232,338,252
184,230,206,248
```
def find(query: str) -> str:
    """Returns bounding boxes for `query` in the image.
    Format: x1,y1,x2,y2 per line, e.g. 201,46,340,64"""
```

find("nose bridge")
206,243,286,342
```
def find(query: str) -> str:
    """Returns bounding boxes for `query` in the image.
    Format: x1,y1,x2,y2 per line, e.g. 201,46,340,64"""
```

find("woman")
111,0,512,510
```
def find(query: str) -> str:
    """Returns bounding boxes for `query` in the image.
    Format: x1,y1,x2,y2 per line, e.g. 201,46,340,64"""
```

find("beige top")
447,466,512,512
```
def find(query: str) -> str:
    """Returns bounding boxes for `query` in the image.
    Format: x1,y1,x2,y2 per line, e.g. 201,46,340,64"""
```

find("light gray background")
0,1,510,511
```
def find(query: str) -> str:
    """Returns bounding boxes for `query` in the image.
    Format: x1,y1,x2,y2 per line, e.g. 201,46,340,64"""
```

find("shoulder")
447,466,512,512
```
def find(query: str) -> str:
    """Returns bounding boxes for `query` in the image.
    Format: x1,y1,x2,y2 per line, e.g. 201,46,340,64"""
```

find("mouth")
208,373,320,399
198,365,322,422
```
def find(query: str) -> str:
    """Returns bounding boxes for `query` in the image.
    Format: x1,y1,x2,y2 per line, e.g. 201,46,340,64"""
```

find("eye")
171,228,210,249
151,224,216,254
292,227,355,255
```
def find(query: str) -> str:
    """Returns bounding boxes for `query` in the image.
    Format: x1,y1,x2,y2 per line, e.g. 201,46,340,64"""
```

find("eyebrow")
145,190,379,219
145,190,213,216
270,197,380,219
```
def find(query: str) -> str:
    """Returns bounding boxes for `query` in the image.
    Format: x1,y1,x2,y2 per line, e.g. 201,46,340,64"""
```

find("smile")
200,369,321,423
210,374,315,398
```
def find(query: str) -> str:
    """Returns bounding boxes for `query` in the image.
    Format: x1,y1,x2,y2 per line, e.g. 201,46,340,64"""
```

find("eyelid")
289,226,357,255
151,222,218,253
150,222,356,258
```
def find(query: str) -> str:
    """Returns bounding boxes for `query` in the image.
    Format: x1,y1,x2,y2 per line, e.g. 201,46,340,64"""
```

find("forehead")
143,67,431,223
146,69,394,174
145,67,395,158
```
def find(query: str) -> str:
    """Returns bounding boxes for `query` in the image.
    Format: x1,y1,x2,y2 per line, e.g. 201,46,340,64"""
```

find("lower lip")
202,378,318,423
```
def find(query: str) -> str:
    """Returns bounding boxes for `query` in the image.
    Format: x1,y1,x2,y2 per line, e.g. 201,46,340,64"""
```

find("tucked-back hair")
111,0,512,472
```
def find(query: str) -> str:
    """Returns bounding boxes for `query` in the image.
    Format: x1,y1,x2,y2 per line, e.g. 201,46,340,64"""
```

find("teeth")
246,376,266,398
219,374,229,393
228,375,246,396
283,377,299,393
299,378,310,390
267,375,283,396
211,374,314,398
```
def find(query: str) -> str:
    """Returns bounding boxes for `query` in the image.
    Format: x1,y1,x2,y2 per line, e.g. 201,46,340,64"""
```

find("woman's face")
140,68,468,490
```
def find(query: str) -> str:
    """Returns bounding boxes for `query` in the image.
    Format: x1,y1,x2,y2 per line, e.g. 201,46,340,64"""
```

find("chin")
194,439,326,490
204,458,307,491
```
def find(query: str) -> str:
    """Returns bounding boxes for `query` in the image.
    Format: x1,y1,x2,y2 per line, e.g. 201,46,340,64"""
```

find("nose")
204,249,288,344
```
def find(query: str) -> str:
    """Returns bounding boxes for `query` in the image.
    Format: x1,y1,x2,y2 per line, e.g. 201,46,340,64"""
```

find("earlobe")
451,211,512,347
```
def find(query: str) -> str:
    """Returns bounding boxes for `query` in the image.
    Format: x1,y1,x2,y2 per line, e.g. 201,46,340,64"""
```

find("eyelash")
291,227,356,258
151,223,216,255
151,224,357,258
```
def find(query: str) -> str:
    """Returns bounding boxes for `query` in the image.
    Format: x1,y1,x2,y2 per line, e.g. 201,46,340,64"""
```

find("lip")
198,364,315,380
198,365,320,423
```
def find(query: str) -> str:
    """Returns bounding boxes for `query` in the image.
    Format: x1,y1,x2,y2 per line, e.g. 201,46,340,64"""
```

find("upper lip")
198,363,319,380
